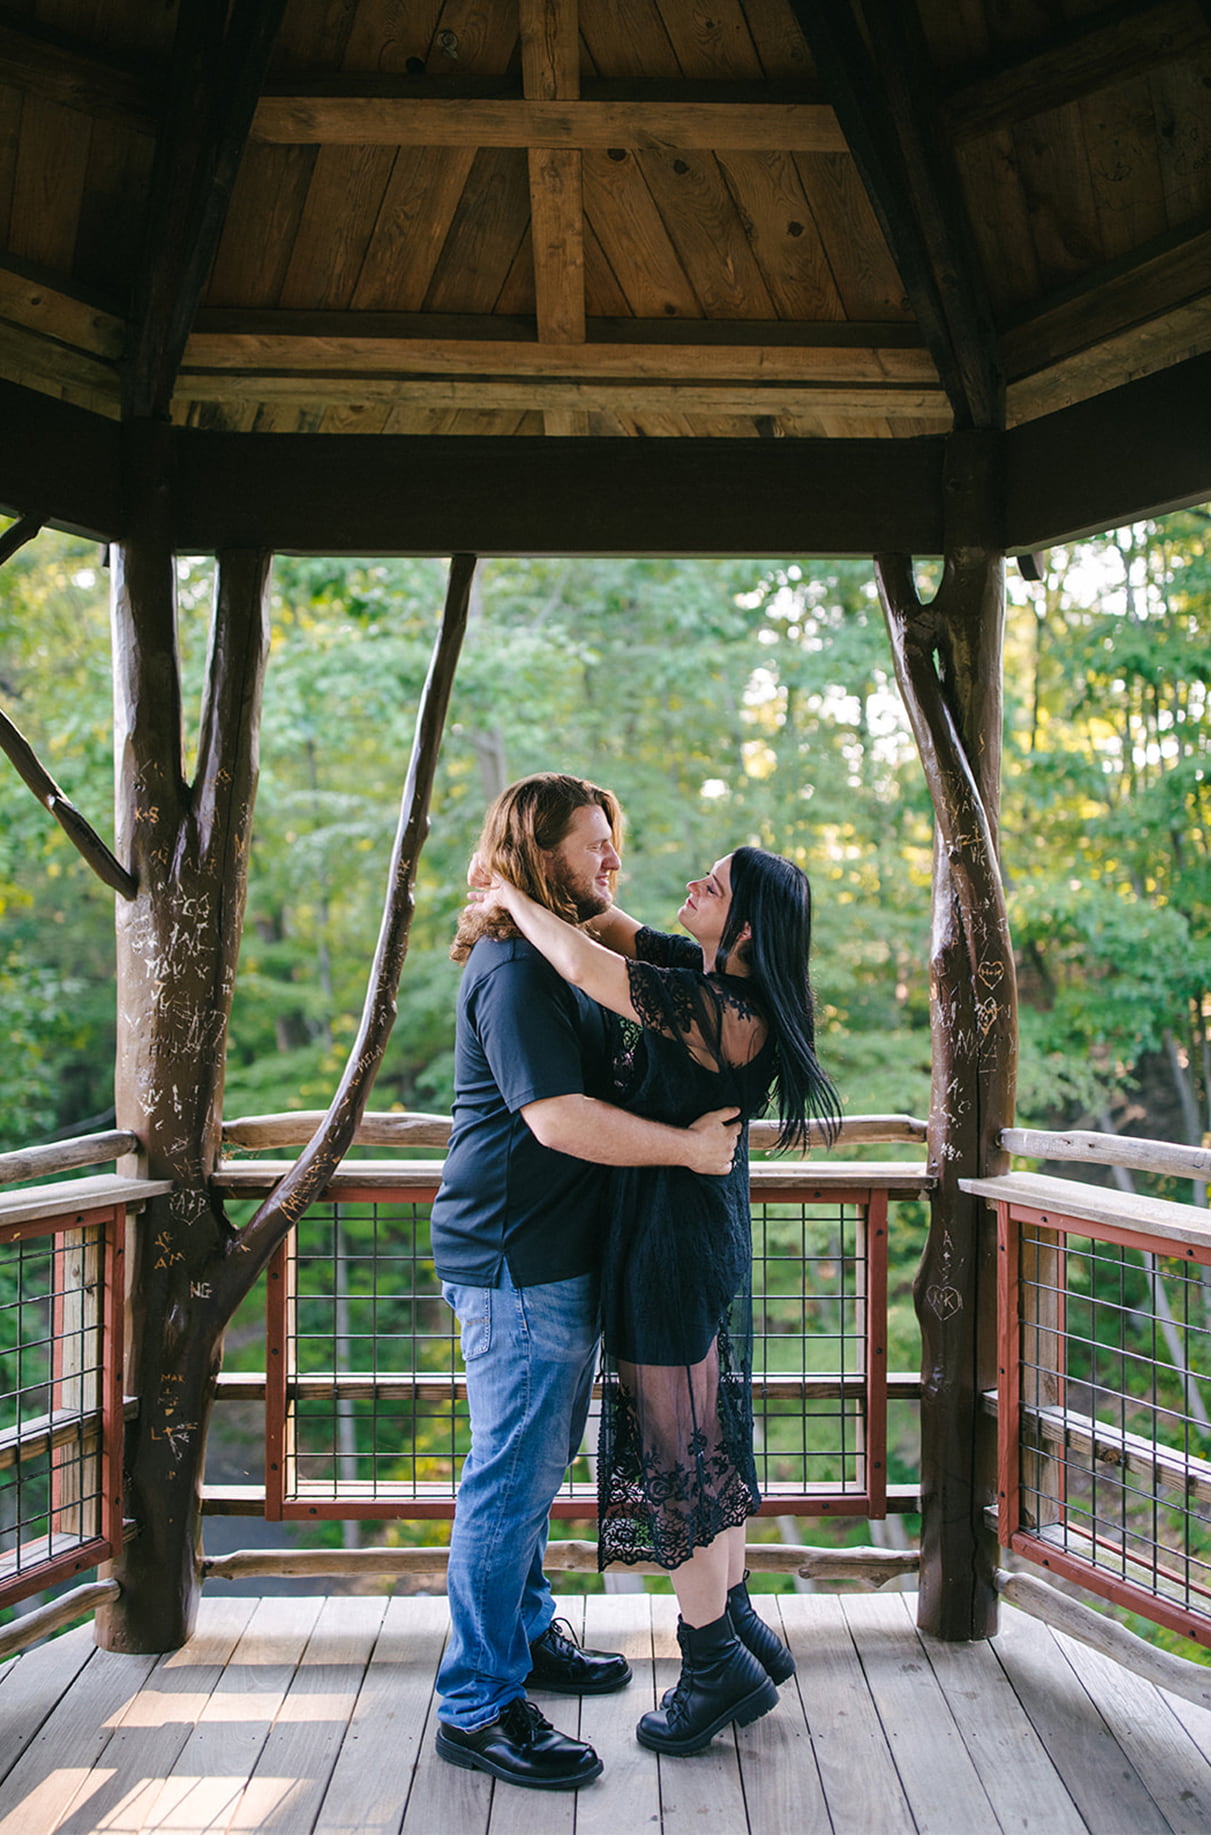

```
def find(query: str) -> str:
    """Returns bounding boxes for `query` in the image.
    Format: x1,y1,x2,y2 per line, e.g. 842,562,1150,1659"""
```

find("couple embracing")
430,773,839,1790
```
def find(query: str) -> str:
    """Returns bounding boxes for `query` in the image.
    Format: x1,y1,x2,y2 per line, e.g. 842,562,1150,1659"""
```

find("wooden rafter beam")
250,96,847,150
0,17,156,130
179,331,937,384
944,0,1208,143
787,0,1003,431
521,0,585,438
124,0,287,422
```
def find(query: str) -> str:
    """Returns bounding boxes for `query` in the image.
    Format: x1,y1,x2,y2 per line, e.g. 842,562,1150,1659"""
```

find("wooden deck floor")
3,1588,1211,1835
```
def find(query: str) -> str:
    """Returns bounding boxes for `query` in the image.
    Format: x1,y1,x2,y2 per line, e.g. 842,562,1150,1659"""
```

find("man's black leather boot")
436,1697,603,1790
526,1616,632,1694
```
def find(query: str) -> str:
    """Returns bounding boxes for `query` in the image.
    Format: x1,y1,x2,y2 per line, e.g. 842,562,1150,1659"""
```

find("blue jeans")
437,1265,600,1730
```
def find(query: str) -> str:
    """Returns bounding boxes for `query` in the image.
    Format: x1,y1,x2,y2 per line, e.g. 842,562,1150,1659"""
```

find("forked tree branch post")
97,439,476,1649
875,429,1017,1642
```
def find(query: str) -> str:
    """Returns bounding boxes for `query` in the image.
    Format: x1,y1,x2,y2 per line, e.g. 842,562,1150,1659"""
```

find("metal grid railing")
0,1207,125,1609
266,1180,890,1521
998,1199,1211,1652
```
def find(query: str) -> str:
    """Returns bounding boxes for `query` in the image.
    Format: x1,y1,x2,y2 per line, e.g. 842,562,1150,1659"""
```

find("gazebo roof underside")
1,0,1209,555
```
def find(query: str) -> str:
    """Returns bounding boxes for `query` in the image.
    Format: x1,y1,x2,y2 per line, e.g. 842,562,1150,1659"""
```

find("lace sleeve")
624,960,765,1073
634,926,702,969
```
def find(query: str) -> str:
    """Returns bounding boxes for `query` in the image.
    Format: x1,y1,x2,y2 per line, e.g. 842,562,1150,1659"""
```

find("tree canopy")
1,516,1208,1185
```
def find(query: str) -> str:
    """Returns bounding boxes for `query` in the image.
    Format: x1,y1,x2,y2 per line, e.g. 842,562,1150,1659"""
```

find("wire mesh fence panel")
268,1182,892,1521
0,1208,123,1609
1001,1200,1211,1650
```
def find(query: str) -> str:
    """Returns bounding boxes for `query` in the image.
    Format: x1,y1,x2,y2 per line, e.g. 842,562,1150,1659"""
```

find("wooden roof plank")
636,146,777,317
1078,72,1170,266
347,145,477,312
9,93,92,273
249,93,848,149
790,151,915,322
1148,54,1211,223
0,83,21,248
71,115,156,307
420,146,532,314
205,144,318,308
953,126,1042,320
1008,100,1102,294
579,0,680,81
276,144,398,310
714,147,848,320
654,0,765,80
583,147,703,317
340,0,448,74
737,0,818,84
124,0,289,420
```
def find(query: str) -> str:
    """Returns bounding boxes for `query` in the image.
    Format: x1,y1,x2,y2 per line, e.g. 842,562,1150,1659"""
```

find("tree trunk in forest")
876,430,1017,1642
96,432,474,1651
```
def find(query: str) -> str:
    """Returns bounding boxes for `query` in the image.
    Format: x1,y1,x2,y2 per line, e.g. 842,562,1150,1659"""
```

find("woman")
484,845,840,1756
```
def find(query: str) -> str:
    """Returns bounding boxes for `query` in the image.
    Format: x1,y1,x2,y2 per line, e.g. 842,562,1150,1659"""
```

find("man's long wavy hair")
450,773,623,963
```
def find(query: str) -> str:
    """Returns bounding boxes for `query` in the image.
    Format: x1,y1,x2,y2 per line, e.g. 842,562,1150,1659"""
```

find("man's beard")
550,862,612,924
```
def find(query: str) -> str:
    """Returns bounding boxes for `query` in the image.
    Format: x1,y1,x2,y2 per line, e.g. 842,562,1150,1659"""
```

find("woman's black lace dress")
597,926,776,1571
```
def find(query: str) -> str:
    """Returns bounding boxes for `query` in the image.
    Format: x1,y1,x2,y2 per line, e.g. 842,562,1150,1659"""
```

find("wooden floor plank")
916,1605,1087,1835
400,1594,491,1835
0,1640,159,1835
1044,1626,1211,1834
312,1593,448,1835
106,1595,322,1835
649,1594,752,1835
734,1592,830,1835
49,1598,262,1835
992,1603,1173,1834
842,1592,1002,1833
226,1594,387,1834
0,1622,99,1781
780,1592,916,1835
575,1591,661,1834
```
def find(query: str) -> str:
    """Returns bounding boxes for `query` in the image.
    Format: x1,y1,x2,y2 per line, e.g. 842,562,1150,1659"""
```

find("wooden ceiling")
0,0,1209,550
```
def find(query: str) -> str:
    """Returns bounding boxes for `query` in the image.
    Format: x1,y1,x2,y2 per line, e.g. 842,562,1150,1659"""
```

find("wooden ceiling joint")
122,0,287,424
942,0,1207,143
788,0,1004,433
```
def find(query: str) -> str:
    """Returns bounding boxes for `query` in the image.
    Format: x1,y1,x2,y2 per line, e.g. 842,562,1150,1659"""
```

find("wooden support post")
98,422,274,1652
876,429,1017,1641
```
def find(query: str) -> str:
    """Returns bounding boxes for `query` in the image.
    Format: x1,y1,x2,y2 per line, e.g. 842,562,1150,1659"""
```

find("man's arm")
523,1094,740,1176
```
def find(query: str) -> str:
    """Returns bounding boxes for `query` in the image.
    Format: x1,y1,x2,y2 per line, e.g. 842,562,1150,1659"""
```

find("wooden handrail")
0,1130,140,1187
220,1109,929,1151
1002,1126,1211,1186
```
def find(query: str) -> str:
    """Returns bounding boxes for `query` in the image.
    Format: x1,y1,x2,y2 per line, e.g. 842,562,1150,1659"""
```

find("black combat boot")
636,1613,778,1755
727,1572,796,1684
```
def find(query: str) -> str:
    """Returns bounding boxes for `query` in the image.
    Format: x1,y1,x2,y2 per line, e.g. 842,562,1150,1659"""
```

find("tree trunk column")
877,430,1017,1641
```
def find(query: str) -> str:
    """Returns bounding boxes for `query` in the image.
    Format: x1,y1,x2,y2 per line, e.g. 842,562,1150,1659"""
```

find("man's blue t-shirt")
430,935,614,1288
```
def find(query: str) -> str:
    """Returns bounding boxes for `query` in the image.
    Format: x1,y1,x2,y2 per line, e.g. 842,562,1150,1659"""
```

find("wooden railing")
0,1166,170,1650
209,1113,932,1528
965,1128,1211,1658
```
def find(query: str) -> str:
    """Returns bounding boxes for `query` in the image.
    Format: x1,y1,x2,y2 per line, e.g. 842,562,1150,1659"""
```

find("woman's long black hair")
716,846,841,1152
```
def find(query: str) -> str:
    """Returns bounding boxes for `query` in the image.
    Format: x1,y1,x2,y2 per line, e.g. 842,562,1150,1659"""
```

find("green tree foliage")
2,515,1208,1163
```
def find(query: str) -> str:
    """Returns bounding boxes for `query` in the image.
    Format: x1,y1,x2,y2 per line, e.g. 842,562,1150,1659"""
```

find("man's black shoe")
435,1697,603,1790
526,1617,633,1694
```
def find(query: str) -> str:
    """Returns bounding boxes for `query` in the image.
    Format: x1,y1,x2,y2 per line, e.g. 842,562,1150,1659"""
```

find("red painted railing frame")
0,1203,126,1610
996,1194,1211,1653
265,1180,892,1523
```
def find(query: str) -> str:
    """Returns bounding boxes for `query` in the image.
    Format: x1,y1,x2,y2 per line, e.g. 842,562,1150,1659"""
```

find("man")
430,773,740,1792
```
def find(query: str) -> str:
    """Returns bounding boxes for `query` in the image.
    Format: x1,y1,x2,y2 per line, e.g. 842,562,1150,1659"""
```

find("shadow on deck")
2,1589,1210,1834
